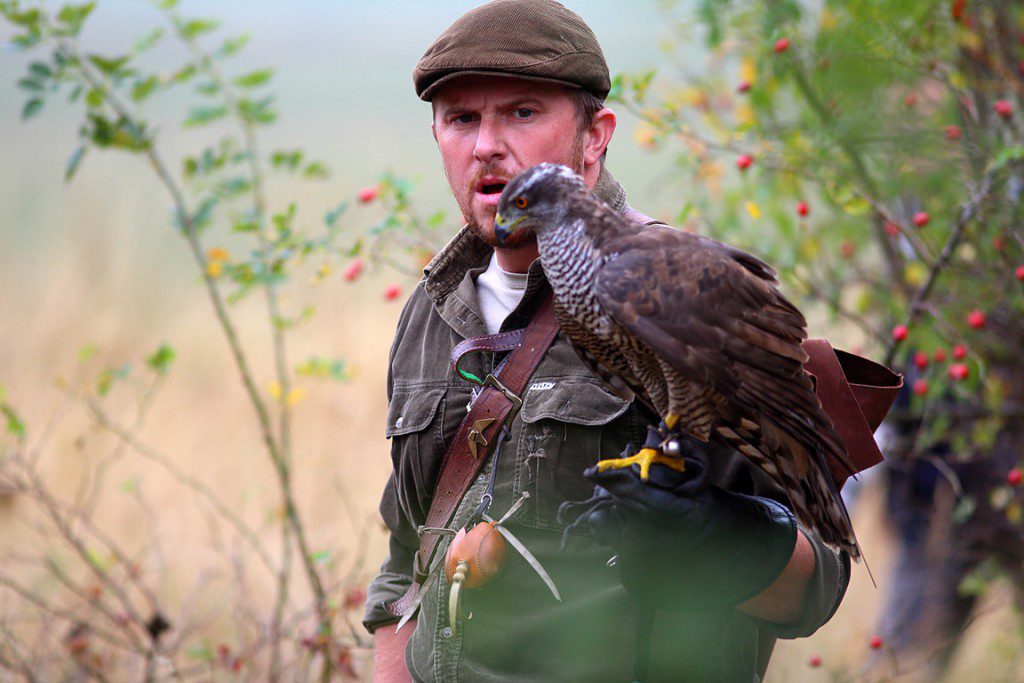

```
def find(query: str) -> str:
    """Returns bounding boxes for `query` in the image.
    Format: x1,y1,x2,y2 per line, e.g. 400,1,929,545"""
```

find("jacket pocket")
386,385,447,522
512,377,638,532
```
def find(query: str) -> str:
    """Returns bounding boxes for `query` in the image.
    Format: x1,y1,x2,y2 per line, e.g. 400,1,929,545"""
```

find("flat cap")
414,0,610,101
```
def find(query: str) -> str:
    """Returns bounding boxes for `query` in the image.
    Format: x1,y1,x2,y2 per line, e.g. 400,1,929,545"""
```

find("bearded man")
363,1,852,680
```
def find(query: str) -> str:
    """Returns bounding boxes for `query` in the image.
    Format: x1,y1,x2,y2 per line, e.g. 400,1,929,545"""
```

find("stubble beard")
447,134,586,250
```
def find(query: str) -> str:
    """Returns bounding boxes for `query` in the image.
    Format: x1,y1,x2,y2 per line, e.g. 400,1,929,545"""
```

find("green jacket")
363,167,850,682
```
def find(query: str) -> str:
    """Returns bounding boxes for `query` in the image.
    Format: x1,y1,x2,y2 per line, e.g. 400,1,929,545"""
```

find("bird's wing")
593,227,860,553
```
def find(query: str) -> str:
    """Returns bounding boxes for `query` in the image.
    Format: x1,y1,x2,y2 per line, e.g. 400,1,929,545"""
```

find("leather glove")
558,437,798,613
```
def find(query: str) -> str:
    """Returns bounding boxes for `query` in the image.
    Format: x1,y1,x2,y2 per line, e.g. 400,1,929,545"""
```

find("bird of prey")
493,163,860,558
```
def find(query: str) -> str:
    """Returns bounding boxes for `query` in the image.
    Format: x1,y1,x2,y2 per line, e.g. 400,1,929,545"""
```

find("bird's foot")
595,447,686,482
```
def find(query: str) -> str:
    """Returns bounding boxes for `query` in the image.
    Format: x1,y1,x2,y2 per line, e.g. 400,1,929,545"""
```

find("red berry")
933,348,947,363
944,124,962,140
342,258,364,282
995,100,1013,119
953,344,967,360
808,655,823,668
913,211,930,228
904,94,918,108
774,38,790,53
840,241,856,259
737,80,752,93
358,185,380,203
892,325,908,342
1008,468,1023,487
870,635,884,650
884,220,901,237
796,201,809,217
736,154,753,171
913,379,929,396
966,310,986,329
913,352,929,370
948,363,969,381
952,0,965,21
994,235,1006,252
1014,265,1024,281
383,284,402,301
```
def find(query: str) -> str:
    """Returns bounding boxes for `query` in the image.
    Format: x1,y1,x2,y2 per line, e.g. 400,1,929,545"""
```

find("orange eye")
514,196,528,209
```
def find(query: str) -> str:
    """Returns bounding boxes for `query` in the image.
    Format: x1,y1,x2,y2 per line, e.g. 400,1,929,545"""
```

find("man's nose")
473,116,507,162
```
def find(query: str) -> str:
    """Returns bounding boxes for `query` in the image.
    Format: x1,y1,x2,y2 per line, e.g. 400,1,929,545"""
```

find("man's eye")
451,113,475,124
513,108,535,119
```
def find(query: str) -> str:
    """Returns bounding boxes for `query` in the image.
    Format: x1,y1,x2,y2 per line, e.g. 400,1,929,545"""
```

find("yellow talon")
596,447,687,481
664,412,680,430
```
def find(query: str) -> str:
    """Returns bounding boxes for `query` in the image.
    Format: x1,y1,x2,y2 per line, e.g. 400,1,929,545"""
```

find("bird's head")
493,163,585,246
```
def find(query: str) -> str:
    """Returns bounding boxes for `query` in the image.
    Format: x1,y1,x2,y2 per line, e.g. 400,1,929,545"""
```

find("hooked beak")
493,212,525,246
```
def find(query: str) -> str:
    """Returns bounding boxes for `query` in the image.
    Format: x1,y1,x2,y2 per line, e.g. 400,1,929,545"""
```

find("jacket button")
441,626,453,639
395,416,404,428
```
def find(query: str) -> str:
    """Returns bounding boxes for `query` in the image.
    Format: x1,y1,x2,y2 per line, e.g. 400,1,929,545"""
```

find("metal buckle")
482,373,524,423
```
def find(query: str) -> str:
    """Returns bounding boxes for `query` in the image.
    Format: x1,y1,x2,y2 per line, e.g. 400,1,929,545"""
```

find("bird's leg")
595,413,687,481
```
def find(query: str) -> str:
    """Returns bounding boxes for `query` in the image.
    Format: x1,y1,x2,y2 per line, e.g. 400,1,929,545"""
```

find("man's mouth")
474,176,509,206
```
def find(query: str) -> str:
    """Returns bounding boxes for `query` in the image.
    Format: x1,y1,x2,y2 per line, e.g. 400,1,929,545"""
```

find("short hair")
573,89,605,137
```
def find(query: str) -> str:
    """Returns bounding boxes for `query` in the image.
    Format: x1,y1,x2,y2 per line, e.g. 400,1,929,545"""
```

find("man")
363,1,850,680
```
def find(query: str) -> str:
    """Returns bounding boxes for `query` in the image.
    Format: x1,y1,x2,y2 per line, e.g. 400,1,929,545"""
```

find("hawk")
493,163,861,559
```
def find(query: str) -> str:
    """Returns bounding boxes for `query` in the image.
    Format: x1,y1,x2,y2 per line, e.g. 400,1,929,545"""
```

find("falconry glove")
559,436,798,613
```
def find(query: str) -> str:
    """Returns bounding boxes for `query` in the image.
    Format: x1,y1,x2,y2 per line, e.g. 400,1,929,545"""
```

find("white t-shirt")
475,251,529,334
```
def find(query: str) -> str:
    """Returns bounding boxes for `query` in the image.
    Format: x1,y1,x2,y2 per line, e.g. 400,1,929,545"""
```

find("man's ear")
431,120,437,143
583,107,616,167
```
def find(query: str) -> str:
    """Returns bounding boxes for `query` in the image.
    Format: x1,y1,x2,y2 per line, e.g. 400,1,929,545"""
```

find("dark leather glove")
558,437,798,613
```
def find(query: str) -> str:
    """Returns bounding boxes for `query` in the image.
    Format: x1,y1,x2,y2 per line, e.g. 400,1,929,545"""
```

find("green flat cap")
414,0,610,101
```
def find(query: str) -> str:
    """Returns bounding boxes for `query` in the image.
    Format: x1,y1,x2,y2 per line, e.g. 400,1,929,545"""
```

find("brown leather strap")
384,294,560,618
802,339,903,487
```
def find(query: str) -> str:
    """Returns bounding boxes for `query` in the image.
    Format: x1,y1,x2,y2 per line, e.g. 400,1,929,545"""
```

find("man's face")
431,75,585,249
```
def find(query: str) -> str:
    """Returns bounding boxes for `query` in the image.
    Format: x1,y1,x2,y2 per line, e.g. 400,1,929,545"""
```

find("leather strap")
801,339,902,487
384,294,560,618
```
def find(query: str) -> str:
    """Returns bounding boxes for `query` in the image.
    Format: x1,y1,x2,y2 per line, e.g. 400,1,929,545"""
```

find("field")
1,1,1022,680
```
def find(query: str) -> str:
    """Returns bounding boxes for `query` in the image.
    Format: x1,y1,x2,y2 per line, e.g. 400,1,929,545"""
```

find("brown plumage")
494,163,861,559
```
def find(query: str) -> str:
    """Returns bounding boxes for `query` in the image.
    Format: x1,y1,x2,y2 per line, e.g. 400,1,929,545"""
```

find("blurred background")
2,0,1023,680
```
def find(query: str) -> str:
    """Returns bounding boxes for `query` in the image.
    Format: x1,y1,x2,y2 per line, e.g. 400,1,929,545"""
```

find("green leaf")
270,149,302,171
325,201,348,228
65,145,86,182
78,344,98,362
131,75,159,102
96,363,131,396
194,80,219,96
169,63,196,84
146,344,176,375
302,161,329,179
57,3,96,36
178,18,220,39
311,550,332,565
85,88,104,108
1,404,26,438
17,77,43,91
990,145,1024,173
87,54,130,76
5,9,42,29
236,95,276,125
215,33,250,58
233,68,272,88
28,61,51,78
21,97,43,120
186,645,212,661
183,105,228,127
132,27,164,53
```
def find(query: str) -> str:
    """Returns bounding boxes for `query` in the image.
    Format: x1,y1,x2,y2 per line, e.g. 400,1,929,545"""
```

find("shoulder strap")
384,294,560,619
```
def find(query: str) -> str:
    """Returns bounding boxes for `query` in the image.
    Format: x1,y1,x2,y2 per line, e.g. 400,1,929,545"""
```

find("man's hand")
373,620,415,682
559,440,804,616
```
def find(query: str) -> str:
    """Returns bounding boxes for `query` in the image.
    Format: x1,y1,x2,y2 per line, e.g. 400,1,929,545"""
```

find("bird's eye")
514,196,528,209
